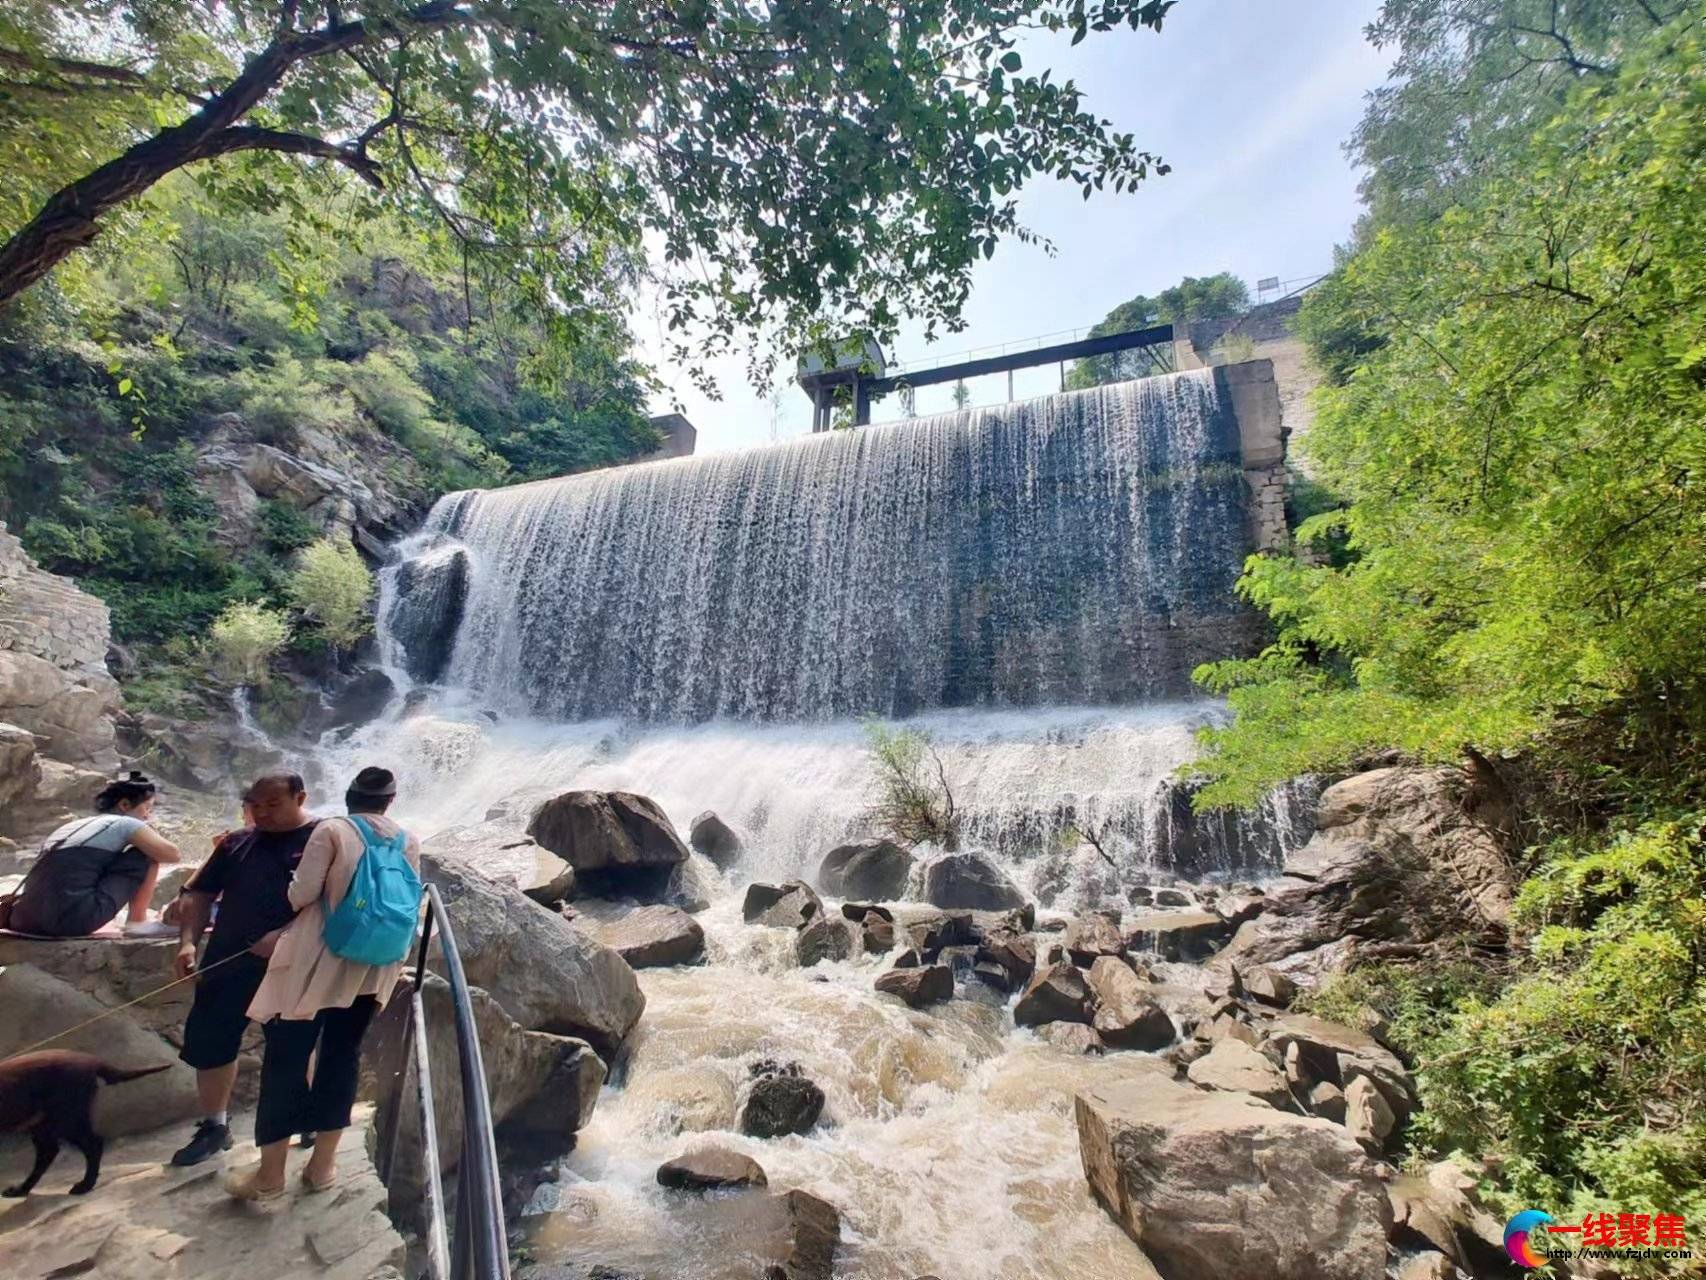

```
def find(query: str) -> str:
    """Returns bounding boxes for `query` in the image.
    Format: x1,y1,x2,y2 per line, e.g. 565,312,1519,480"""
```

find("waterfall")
384,370,1261,723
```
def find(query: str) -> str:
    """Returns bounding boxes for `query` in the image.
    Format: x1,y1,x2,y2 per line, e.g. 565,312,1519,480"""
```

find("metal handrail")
376,884,511,1280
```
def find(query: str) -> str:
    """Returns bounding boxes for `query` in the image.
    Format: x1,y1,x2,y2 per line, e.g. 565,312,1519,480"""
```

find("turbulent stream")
329,370,1312,1278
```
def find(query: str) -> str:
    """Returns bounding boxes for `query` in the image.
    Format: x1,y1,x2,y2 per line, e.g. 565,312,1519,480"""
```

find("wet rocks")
688,811,744,867
420,852,645,1058
656,1147,768,1191
1086,957,1175,1051
857,911,895,953
874,963,955,1008
587,905,705,969
1123,910,1231,962
795,914,858,967
764,1188,840,1280
1014,960,1093,1027
1185,1038,1292,1108
1039,1022,1106,1055
977,927,1036,990
921,851,1026,911
1063,913,1126,966
526,790,690,900
1076,1073,1393,1280
740,1061,826,1138
816,839,912,900
744,880,824,929
422,822,575,908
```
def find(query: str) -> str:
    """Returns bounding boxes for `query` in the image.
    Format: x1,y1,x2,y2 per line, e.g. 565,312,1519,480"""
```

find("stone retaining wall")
0,522,112,677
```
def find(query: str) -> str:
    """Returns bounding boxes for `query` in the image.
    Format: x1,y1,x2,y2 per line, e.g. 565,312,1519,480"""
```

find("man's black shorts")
179,951,267,1070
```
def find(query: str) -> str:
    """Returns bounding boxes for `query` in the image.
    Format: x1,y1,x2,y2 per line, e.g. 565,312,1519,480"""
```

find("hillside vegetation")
1192,4,1706,1237
0,177,657,709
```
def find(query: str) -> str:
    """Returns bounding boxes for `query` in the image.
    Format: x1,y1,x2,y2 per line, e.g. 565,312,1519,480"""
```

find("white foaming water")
315,369,1312,1277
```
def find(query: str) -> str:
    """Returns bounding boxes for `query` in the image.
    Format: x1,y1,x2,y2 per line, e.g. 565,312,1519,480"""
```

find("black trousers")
254,997,379,1146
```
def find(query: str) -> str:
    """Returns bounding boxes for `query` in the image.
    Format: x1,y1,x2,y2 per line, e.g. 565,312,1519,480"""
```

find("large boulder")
420,852,645,1057
1387,1160,1522,1278
526,790,689,899
743,880,823,929
795,914,857,967
1214,767,1517,987
1064,913,1126,966
1185,1038,1292,1108
0,721,39,817
0,650,119,770
921,852,1026,911
1086,957,1175,1051
1076,1072,1393,1280
656,1146,768,1191
816,839,913,900
384,975,604,1181
1261,1014,1415,1125
1014,960,1093,1027
874,964,955,1008
585,905,705,969
0,964,197,1136
1124,910,1231,962
739,1061,825,1138
422,821,575,908
688,811,744,868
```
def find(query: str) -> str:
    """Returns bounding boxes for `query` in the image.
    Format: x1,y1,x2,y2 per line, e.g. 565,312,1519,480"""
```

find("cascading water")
336,367,1314,1280
387,373,1262,721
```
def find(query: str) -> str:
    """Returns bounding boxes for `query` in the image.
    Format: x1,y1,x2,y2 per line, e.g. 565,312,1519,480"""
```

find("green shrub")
207,600,290,684
287,536,372,649
257,500,317,554
864,721,962,850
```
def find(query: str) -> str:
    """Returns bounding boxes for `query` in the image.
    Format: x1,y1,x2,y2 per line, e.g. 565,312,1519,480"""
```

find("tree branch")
198,125,385,188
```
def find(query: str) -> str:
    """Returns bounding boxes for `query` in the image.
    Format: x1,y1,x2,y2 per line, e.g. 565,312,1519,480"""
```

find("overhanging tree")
0,0,1182,374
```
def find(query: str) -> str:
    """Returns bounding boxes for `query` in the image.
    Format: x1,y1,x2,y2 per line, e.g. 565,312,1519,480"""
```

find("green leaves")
1191,16,1706,811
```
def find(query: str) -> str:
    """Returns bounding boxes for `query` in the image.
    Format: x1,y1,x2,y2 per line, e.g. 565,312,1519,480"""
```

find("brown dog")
0,1050,170,1197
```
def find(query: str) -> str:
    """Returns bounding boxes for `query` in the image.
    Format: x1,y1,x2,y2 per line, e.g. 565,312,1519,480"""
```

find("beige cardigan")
247,814,422,1024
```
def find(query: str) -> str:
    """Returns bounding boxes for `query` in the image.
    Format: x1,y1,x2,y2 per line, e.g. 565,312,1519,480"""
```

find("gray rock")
816,839,913,900
921,852,1026,911
740,1061,825,1138
0,964,196,1137
1154,887,1193,908
1076,1072,1393,1280
1262,1014,1414,1124
768,1188,840,1280
1212,767,1516,987
420,852,645,1057
1087,956,1175,1051
688,810,744,867
1242,965,1297,1006
1064,913,1126,966
1014,960,1093,1027
656,1147,768,1191
526,790,689,899
1186,1038,1292,1108
587,905,704,968
874,964,954,1008
977,927,1036,989
859,911,896,953
423,822,575,907
795,914,857,967
1346,1074,1397,1153
744,880,824,929
1038,1022,1105,1055
1124,910,1231,962
1396,1252,1457,1280
1307,1081,1347,1124
972,960,1014,992
1387,1160,1516,1278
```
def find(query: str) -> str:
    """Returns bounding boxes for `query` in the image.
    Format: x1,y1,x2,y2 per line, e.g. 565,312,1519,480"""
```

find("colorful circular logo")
1505,1210,1555,1268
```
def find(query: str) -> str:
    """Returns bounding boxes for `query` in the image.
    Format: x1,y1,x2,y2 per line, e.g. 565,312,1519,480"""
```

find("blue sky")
640,0,1392,452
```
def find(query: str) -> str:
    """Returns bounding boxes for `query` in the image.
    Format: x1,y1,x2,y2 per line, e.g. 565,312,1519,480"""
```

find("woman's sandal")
222,1169,286,1203
300,1166,338,1193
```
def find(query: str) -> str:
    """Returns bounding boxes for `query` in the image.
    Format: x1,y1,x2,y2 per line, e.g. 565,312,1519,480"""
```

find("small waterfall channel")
333,368,1312,1278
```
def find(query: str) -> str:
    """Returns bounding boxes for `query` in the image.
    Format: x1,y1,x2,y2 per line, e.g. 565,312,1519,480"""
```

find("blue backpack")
322,816,423,966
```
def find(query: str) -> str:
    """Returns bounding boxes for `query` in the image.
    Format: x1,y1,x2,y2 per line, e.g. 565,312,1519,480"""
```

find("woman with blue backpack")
225,766,423,1203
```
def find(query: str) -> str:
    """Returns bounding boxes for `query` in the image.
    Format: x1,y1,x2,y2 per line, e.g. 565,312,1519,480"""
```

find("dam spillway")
384,368,1275,724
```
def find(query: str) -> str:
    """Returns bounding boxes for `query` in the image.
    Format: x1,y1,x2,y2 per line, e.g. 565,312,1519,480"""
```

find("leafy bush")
286,536,373,649
207,601,290,684
864,722,962,850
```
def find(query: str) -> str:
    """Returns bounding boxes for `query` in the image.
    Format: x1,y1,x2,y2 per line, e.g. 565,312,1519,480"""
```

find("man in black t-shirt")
168,773,318,1167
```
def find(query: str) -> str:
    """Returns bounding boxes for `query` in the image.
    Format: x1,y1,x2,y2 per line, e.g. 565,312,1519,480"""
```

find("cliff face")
0,522,122,839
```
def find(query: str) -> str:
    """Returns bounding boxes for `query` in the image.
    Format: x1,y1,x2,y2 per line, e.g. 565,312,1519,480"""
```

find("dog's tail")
96,1062,173,1085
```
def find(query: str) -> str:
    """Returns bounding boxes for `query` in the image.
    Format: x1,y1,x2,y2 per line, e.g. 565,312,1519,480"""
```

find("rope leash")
5,948,256,1060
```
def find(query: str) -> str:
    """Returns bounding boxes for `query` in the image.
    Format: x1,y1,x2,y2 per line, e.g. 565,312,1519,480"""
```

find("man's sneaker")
171,1119,232,1167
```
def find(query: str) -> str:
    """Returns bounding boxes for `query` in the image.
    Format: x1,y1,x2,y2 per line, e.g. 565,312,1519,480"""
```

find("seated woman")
6,772,181,938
